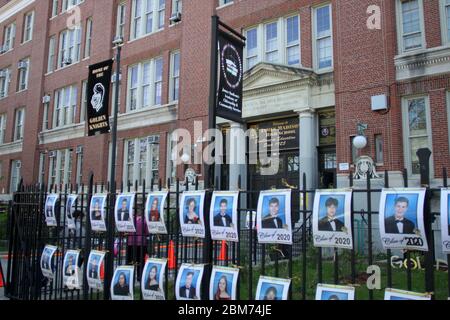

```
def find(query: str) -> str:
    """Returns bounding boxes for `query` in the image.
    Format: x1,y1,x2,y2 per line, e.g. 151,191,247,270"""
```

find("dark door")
318,147,337,189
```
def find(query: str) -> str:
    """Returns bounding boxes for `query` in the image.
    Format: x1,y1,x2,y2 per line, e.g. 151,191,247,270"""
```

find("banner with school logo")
378,188,428,251
256,190,292,245
216,30,244,123
312,189,353,249
87,59,113,136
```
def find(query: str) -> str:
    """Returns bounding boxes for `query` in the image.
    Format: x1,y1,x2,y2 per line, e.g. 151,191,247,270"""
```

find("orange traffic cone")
0,265,4,288
100,262,105,280
218,241,228,261
168,240,176,270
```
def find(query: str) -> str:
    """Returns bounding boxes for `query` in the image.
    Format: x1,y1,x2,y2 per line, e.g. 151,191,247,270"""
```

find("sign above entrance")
249,117,299,151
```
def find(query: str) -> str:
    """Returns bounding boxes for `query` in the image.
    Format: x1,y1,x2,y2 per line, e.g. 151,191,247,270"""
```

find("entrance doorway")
318,147,337,189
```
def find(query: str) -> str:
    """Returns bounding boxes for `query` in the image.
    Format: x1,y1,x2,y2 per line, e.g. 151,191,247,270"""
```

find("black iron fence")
4,165,450,300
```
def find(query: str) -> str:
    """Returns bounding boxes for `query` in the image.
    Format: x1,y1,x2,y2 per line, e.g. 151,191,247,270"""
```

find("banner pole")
104,40,122,300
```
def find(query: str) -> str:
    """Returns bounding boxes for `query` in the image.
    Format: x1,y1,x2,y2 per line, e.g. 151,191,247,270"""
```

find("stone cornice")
0,140,23,156
0,0,34,23
117,102,178,131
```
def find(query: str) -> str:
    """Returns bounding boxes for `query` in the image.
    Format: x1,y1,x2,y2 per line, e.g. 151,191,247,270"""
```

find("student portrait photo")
209,266,239,300
40,245,57,279
65,195,78,229
145,192,168,234
315,284,355,300
439,189,450,253
115,193,136,233
384,288,431,300
179,191,206,238
256,190,292,245
255,276,290,301
63,250,81,289
318,197,345,232
141,259,167,300
175,264,204,300
90,195,107,232
313,190,353,249
379,188,428,251
210,191,239,242
86,250,106,291
384,196,416,235
64,253,76,276
44,194,59,226
111,266,134,300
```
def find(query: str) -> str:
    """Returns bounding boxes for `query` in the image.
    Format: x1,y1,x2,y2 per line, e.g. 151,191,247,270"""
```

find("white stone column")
228,121,247,191
298,108,318,190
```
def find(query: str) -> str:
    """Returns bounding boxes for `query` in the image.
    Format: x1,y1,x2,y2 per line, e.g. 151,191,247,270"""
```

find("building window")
285,16,300,65
76,147,83,185
17,58,30,91
22,11,34,43
10,160,21,193
80,80,87,122
62,0,84,13
218,0,233,6
38,153,46,184
441,0,450,44
314,4,333,70
47,36,56,73
0,67,10,98
43,100,49,131
14,108,25,141
116,3,126,39
375,134,384,164
172,0,182,15
169,51,180,102
244,15,300,70
402,96,432,175
265,22,278,63
52,0,59,17
54,85,78,128
246,28,258,70
58,27,82,68
84,18,93,58
131,0,165,40
48,149,73,186
397,0,424,52
2,22,16,52
0,114,6,144
123,136,160,186
127,57,164,111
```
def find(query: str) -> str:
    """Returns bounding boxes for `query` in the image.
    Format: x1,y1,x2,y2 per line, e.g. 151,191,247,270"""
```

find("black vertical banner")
87,59,113,136
216,30,244,123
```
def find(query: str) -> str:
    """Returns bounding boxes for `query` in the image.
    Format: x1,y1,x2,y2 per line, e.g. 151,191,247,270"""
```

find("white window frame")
84,18,93,59
42,101,49,131
285,15,301,66
58,26,82,69
264,21,279,64
312,3,333,72
0,114,6,144
80,80,87,122
17,58,30,92
169,51,180,102
22,11,34,43
0,67,11,99
53,85,78,128
123,136,160,186
126,57,163,111
172,0,182,14
396,0,426,54
218,0,233,8
401,95,434,177
447,91,450,152
61,0,84,13
48,149,73,186
131,0,165,41
2,22,16,52
47,36,56,73
116,2,126,39
243,14,301,71
10,160,21,193
14,108,25,141
76,147,83,185
440,0,450,45
38,152,46,184
51,0,59,18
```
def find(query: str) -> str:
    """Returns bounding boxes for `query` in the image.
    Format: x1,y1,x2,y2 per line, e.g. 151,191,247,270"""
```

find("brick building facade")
0,0,449,196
